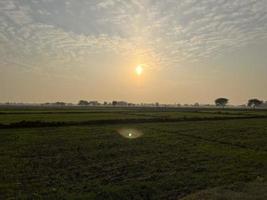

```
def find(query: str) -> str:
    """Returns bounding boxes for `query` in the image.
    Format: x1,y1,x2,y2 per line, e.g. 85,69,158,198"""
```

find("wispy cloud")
1,0,267,72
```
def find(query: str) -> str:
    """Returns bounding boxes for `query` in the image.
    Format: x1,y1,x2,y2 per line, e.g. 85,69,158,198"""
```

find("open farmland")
0,107,267,199
1,106,267,127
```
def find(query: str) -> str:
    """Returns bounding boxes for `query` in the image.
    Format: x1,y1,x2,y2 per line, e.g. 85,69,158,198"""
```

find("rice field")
0,107,267,199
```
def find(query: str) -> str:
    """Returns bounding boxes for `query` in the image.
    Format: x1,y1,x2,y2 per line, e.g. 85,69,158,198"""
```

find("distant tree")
112,101,117,106
55,102,66,106
215,98,228,108
194,103,200,107
88,101,100,106
247,99,263,109
78,100,89,106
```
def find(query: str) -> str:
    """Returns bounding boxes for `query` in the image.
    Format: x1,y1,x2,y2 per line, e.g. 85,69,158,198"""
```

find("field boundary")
1,115,267,129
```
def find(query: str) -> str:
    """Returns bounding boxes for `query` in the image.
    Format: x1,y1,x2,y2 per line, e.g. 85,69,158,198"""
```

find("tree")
112,101,117,106
247,99,263,108
78,100,89,106
54,102,66,106
215,98,228,108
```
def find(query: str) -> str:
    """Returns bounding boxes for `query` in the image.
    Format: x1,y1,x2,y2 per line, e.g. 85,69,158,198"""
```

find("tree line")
215,98,264,108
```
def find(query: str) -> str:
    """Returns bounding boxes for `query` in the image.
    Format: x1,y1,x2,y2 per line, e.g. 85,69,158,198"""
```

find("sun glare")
135,65,143,76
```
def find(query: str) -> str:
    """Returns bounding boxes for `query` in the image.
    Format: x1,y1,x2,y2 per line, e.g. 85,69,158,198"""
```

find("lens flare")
117,128,143,139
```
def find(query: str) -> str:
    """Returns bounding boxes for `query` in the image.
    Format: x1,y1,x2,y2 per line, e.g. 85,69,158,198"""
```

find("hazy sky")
1,0,267,104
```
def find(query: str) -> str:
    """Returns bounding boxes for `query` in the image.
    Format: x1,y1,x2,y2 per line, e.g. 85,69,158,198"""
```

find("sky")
1,0,267,105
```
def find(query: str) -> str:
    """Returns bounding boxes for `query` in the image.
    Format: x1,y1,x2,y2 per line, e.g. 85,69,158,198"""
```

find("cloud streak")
1,0,267,72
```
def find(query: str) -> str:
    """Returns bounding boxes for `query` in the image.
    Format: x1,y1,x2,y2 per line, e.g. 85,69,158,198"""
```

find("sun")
135,65,144,76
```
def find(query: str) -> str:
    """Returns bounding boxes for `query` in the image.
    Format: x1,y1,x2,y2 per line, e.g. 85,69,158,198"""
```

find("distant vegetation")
1,98,267,108
215,98,229,108
248,98,263,108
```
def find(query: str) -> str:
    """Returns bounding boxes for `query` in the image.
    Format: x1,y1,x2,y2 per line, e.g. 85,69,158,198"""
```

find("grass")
1,107,266,126
0,107,267,199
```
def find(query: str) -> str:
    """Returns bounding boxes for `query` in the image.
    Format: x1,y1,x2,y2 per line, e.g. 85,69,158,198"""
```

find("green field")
1,107,267,126
0,107,267,199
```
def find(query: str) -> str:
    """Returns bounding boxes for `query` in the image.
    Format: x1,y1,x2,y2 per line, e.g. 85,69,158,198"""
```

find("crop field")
1,107,267,199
